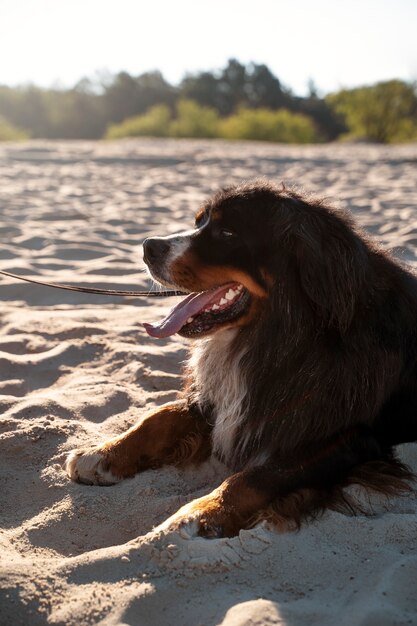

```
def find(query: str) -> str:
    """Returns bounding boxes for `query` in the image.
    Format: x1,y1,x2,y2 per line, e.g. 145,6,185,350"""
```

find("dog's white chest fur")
188,330,248,464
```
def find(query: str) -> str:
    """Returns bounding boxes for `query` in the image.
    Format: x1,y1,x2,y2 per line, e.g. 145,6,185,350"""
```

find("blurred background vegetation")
0,59,416,144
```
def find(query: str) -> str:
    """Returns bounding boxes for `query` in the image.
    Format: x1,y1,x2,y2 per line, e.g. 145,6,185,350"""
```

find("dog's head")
143,181,369,339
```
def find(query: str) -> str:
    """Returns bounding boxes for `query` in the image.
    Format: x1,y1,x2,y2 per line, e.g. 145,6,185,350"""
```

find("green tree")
327,80,417,143
180,71,220,112
243,63,291,110
102,71,176,124
0,86,50,136
43,88,106,138
180,59,291,116
292,80,347,141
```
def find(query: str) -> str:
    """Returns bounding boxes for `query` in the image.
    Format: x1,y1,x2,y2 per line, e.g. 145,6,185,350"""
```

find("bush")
327,80,417,143
105,104,171,138
169,99,220,138
105,100,318,143
219,107,318,143
0,115,29,141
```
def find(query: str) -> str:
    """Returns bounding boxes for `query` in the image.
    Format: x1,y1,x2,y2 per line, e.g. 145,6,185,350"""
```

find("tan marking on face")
210,208,223,221
261,268,275,288
170,251,268,298
169,254,266,332
221,269,268,298
194,207,206,224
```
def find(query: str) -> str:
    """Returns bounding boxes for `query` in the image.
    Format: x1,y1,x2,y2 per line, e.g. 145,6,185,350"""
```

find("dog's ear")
294,211,367,331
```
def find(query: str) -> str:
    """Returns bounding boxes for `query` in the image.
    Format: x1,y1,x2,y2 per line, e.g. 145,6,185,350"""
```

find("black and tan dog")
66,181,416,537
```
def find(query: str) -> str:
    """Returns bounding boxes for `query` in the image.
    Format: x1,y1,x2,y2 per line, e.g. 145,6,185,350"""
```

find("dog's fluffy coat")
67,181,416,537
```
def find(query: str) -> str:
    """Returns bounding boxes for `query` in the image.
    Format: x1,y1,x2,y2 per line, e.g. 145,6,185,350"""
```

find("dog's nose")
143,237,171,265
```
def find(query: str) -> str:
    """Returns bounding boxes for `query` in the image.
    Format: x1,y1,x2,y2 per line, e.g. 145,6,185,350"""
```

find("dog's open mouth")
143,282,250,338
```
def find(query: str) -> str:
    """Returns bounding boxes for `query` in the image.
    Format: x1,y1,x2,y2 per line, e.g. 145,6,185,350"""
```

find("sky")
0,0,416,96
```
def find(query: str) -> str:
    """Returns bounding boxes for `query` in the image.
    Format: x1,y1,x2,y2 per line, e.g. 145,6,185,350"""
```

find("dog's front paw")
155,493,239,539
65,447,121,486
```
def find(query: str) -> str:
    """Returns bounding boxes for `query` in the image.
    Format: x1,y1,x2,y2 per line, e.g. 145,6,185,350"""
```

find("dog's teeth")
187,317,193,323
211,304,219,310
237,285,243,291
220,298,227,305
225,290,235,301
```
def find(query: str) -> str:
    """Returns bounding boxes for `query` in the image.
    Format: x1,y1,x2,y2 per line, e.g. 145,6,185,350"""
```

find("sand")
0,138,416,626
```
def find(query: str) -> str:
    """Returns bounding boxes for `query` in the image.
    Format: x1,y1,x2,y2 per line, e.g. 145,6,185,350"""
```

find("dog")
66,180,416,538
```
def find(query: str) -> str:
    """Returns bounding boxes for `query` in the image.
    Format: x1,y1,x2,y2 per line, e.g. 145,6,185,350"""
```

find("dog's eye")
217,228,236,238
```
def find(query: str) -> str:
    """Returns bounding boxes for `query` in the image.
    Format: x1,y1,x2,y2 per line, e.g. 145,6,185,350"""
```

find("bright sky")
0,0,416,95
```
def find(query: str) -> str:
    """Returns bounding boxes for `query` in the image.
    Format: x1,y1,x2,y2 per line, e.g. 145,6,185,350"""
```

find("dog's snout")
143,237,170,265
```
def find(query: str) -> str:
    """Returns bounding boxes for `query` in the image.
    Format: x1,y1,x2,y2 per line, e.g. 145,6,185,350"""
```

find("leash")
0,269,187,298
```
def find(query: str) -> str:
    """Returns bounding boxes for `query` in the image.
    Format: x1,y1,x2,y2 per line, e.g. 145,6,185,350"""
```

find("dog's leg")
157,426,413,537
66,401,211,485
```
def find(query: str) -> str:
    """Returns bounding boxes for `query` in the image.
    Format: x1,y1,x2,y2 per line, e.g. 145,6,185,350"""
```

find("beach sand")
0,138,416,626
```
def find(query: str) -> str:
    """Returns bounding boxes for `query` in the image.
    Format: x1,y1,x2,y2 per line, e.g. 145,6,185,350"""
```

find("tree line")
0,59,416,143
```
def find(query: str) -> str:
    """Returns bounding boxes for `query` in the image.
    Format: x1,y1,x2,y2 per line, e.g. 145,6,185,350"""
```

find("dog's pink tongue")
143,288,223,339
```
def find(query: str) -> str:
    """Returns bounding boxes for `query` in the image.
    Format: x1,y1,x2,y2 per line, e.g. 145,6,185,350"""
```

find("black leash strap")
0,269,187,297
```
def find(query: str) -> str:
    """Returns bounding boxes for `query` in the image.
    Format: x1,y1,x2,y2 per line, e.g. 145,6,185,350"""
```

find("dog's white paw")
154,495,227,539
155,513,201,539
65,448,121,486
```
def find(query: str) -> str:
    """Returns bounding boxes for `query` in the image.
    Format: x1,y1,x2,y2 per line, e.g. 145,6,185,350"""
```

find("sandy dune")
0,138,416,625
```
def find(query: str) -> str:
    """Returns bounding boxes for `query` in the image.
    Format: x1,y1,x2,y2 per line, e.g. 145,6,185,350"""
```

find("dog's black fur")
69,181,416,536
178,182,416,527
203,183,417,464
